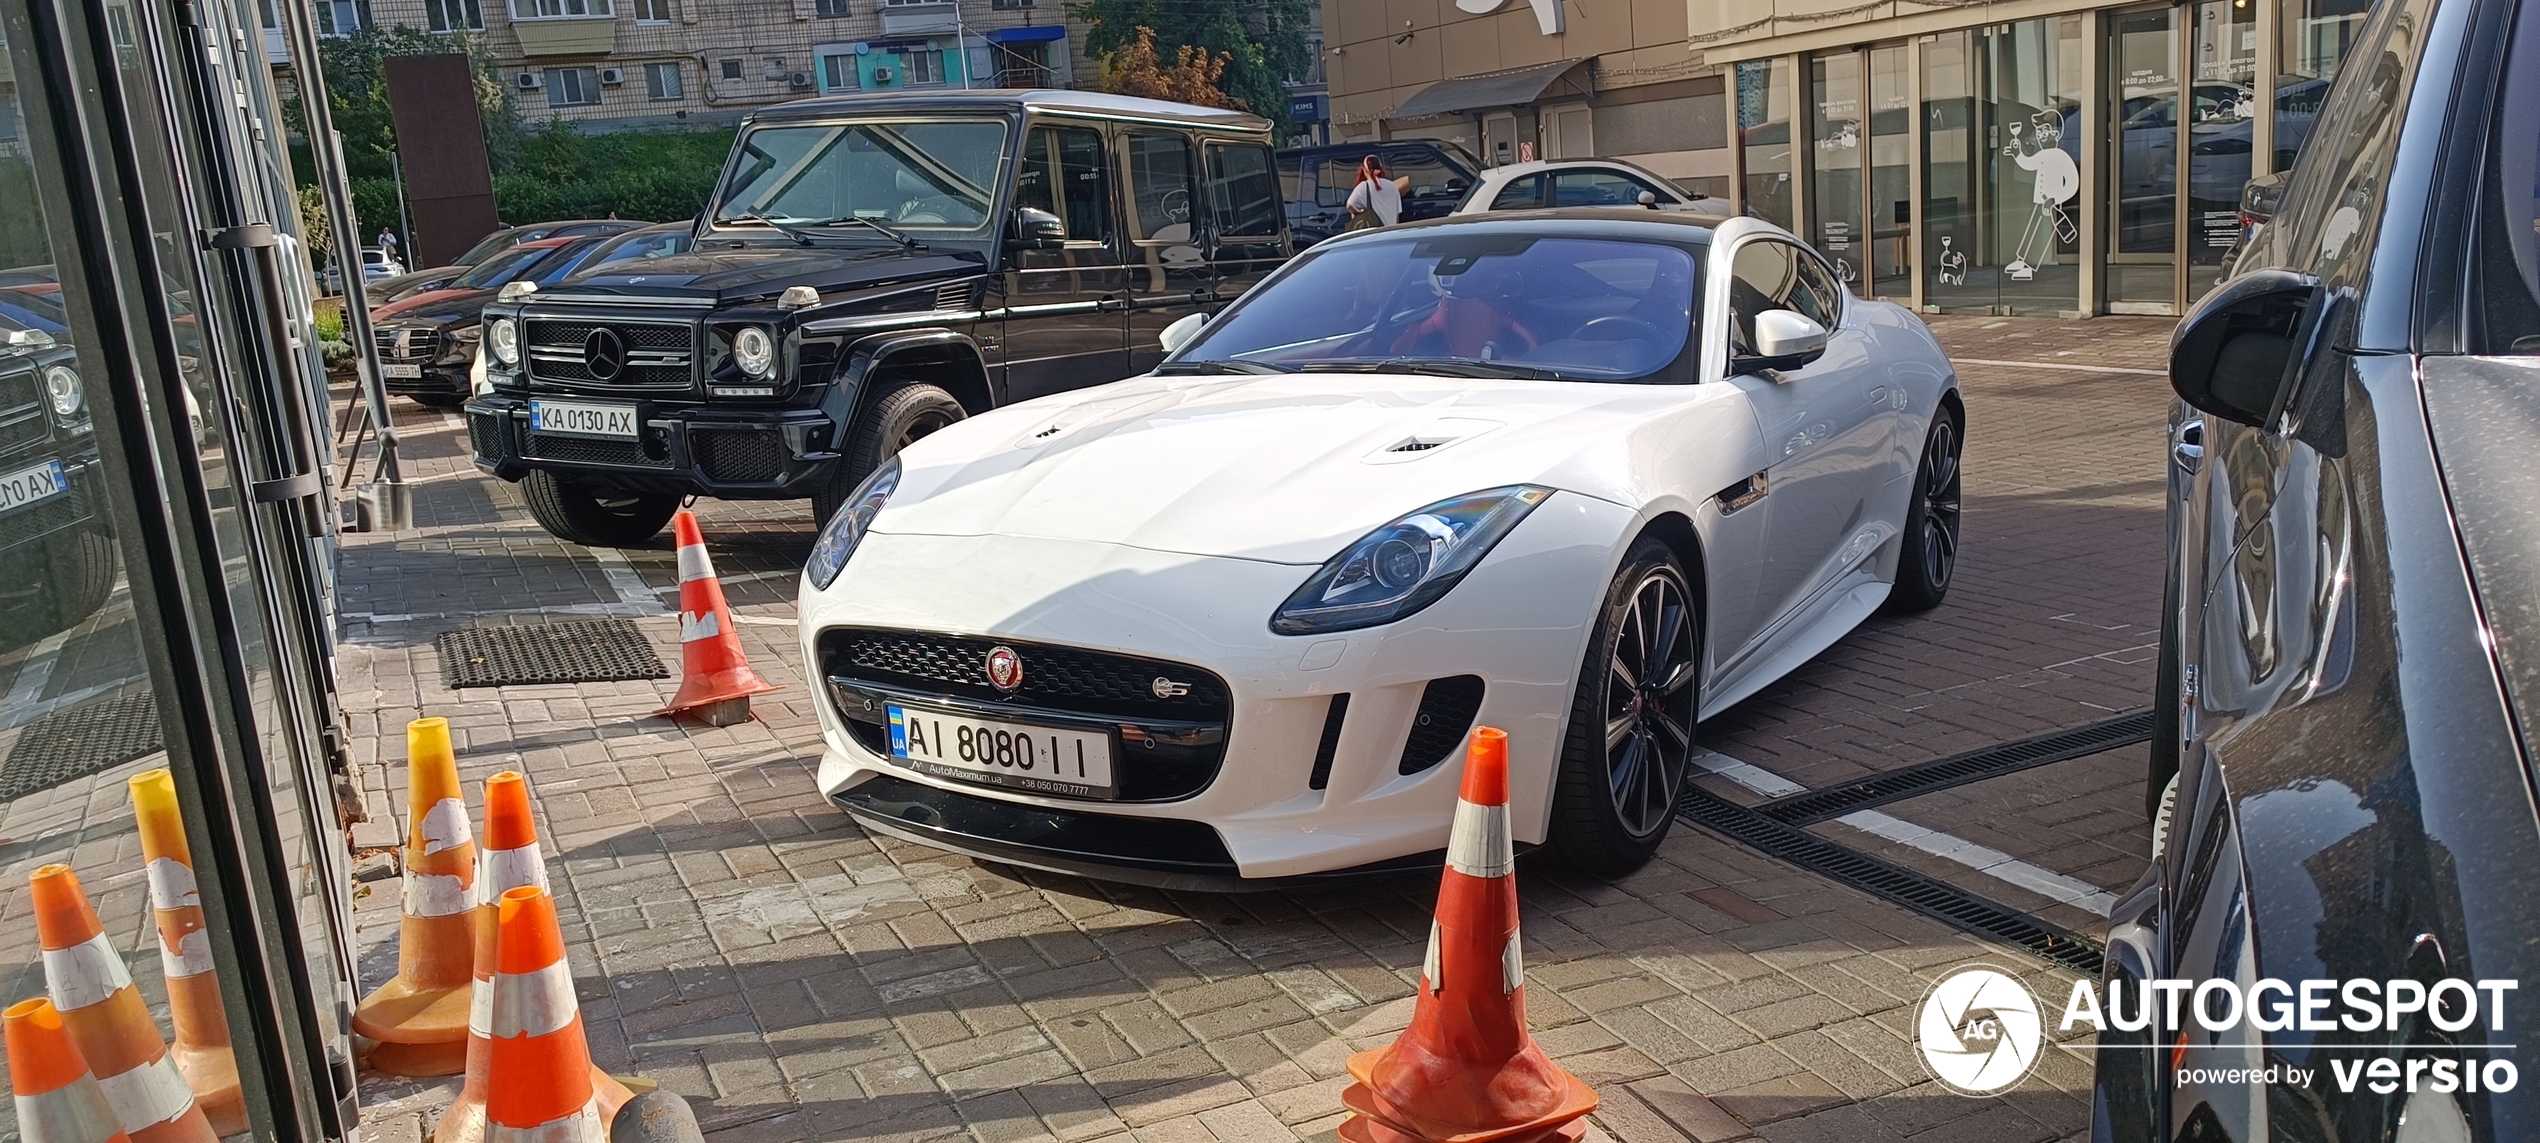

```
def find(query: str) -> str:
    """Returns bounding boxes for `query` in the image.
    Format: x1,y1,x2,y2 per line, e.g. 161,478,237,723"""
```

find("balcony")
512,15,616,56
879,2,956,35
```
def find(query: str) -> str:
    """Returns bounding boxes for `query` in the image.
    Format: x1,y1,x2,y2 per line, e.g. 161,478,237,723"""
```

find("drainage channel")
1754,709,2154,826
1677,786,2107,976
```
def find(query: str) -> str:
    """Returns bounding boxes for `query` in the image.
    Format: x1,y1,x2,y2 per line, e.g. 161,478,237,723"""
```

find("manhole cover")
435,620,669,688
0,686,165,801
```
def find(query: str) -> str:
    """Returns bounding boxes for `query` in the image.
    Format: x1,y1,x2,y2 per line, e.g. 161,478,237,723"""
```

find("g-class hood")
558,241,986,304
873,372,1756,565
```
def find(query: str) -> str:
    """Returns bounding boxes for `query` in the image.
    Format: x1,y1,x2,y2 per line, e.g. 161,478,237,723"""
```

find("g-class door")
1124,128,1212,374
1202,139,1287,314
1004,121,1129,401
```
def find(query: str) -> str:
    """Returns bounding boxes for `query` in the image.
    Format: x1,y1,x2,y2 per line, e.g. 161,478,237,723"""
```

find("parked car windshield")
451,244,559,290
1173,233,1698,380
714,120,1007,232
455,226,530,266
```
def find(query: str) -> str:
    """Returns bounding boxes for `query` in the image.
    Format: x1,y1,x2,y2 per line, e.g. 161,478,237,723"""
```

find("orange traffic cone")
436,772,632,1143
485,886,608,1143
657,510,779,727
6,998,134,1143
127,770,245,1136
29,865,218,1143
353,717,479,1076
1338,728,1598,1143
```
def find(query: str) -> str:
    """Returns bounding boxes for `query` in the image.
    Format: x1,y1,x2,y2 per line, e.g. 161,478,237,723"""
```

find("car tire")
520,470,679,547
2146,570,2185,824
410,393,465,410
1881,403,1963,615
1547,536,1700,878
815,382,964,524
0,527,119,651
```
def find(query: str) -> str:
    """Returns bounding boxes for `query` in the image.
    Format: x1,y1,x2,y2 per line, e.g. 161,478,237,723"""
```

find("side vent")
1386,438,1443,453
934,281,975,311
1308,693,1350,790
1398,676,1484,775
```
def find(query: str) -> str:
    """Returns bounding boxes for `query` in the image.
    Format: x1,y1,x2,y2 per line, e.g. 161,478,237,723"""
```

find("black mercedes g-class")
0,317,113,649
466,90,1292,546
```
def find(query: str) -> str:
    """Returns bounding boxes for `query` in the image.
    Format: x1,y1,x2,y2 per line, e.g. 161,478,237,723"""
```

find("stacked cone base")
1338,1049,1596,1143
353,964,472,1077
678,696,753,727
168,1038,244,1136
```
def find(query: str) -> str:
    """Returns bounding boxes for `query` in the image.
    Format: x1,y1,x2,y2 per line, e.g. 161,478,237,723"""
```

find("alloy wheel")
1918,417,1963,591
1603,570,1697,838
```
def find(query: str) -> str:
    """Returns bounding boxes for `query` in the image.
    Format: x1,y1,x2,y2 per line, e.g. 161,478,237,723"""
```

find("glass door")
1920,19,2085,313
1808,51,1865,288
1867,43,1914,300
2188,0,2260,298
2109,5,2184,311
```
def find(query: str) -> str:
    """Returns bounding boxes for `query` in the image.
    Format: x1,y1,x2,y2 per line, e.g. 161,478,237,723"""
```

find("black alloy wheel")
1883,405,1963,614
1549,537,1700,876
817,382,966,524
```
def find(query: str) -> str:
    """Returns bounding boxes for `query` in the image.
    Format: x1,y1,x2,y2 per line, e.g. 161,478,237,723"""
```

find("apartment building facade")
1326,0,2368,317
285,0,1089,132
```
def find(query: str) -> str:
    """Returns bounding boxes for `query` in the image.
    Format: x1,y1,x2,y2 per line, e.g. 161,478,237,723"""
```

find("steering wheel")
1576,316,1664,343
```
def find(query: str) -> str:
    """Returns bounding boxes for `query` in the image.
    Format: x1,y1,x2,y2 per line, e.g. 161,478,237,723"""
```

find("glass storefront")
1733,3,2361,316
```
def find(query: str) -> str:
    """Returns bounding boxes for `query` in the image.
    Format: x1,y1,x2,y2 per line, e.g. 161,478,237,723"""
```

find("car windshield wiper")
1152,359,1297,375
807,214,922,249
1297,357,1564,380
723,210,815,246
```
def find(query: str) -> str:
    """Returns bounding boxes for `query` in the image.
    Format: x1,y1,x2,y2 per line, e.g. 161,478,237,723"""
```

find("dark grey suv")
2104,0,2540,1137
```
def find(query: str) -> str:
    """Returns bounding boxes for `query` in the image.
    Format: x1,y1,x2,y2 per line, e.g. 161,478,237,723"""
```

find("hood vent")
934,282,974,311
1370,418,1504,461
1387,438,1442,453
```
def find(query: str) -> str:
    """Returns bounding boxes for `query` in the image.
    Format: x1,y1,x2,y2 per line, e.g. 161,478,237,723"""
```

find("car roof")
750,88,1272,133
1342,208,1723,242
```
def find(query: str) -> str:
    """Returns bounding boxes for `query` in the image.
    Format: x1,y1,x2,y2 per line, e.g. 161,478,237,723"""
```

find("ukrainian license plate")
886,703,1116,797
0,460,66,513
528,399,638,439
381,363,423,379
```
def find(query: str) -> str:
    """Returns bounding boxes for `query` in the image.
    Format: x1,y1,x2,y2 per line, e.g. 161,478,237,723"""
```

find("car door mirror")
1637,190,1659,208
1750,309,1829,362
1008,207,1066,252
1159,311,1207,355
2169,267,2319,427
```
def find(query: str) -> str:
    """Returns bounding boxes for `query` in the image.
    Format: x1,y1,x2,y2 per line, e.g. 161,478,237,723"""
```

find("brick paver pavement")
331,313,2175,1143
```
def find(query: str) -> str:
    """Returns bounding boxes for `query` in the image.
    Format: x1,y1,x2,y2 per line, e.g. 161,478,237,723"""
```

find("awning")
1389,58,1593,121
986,25,1067,43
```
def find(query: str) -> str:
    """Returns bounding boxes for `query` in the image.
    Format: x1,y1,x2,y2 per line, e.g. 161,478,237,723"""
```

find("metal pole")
272,0,408,528
392,151,415,270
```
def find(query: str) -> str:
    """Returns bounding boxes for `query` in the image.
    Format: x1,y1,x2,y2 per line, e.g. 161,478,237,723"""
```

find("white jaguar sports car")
798,211,1961,888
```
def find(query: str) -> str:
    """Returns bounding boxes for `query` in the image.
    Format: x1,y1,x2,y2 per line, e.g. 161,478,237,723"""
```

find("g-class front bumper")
464,395,841,499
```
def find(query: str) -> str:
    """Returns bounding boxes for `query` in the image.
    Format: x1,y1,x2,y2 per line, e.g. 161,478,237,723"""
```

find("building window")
510,0,610,17
991,0,1035,8
644,61,682,100
425,0,482,31
994,41,1048,86
897,48,939,86
313,0,370,35
720,57,743,80
631,0,670,21
820,52,855,90
545,66,600,106
815,0,850,14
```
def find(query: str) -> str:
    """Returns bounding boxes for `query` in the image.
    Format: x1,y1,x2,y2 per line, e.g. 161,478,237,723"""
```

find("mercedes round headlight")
487,317,519,366
733,326,775,377
42,365,81,418
805,457,901,590
1270,485,1553,635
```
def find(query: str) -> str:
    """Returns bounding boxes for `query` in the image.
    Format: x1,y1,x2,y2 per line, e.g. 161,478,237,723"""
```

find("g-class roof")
748,88,1274,134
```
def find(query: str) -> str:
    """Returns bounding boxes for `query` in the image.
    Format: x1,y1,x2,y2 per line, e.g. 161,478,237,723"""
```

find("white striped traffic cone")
485,886,607,1143
29,865,217,1143
353,717,480,1077
128,770,244,1135
6,997,133,1143
656,511,779,726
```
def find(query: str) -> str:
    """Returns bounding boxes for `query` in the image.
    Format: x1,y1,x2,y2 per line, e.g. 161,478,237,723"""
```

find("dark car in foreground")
2104,0,2540,1137
0,317,110,649
371,236,604,407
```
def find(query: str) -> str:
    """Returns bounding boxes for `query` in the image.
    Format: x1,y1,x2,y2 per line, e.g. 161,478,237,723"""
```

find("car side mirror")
2169,267,2320,427
1008,207,1066,252
1637,190,1659,208
1159,311,1207,355
1751,310,1829,362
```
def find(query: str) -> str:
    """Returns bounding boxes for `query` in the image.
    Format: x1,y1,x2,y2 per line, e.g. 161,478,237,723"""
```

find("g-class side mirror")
2169,267,2320,428
1009,207,1066,251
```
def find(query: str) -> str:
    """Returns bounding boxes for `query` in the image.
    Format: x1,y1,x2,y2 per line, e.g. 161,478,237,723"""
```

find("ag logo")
1915,965,2044,1095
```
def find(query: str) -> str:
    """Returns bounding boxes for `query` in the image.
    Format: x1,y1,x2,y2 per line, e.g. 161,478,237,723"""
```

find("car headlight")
1270,485,1553,635
42,365,82,417
488,317,519,365
805,457,900,590
733,326,775,377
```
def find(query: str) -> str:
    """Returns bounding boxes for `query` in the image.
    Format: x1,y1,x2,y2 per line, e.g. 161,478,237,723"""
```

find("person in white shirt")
1345,157,1403,230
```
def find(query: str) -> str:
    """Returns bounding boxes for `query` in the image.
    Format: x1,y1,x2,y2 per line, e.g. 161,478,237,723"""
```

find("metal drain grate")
1755,709,2155,825
436,620,670,688
1677,786,2105,976
0,686,165,800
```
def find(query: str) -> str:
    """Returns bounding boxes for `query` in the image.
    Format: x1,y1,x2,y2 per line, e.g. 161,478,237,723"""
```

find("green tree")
1067,0,1313,137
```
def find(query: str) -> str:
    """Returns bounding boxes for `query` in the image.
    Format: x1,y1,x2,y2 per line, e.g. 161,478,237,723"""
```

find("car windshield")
451,244,557,290
584,229,690,270
1175,234,1699,379
714,120,1007,232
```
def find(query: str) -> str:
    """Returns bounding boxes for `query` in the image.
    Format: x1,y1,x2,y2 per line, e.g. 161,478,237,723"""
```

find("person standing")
1345,156,1402,230
375,226,398,260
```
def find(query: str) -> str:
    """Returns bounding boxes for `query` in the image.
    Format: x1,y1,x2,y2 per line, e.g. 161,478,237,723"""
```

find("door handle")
2172,418,2205,474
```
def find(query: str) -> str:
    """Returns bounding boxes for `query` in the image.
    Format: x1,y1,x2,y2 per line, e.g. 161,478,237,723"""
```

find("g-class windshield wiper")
1297,357,1564,380
1152,359,1296,375
809,214,921,249
725,210,815,246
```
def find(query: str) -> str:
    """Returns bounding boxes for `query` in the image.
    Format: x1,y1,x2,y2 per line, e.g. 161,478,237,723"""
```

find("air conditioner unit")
872,66,893,83
516,72,544,90
598,67,625,85
789,71,814,88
